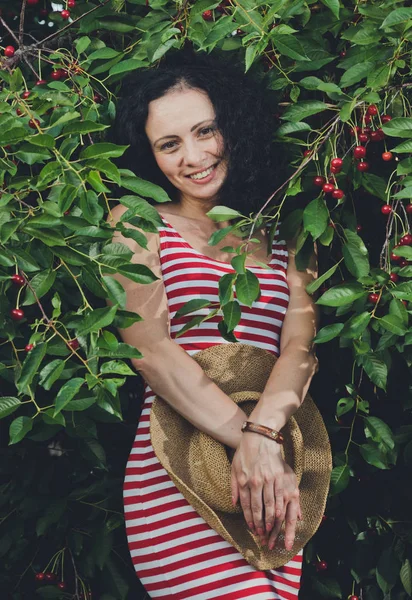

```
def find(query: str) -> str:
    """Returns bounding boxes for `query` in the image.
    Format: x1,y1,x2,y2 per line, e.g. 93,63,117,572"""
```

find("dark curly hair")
112,47,280,216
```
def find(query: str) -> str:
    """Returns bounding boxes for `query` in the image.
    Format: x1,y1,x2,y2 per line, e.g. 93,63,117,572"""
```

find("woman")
108,49,318,599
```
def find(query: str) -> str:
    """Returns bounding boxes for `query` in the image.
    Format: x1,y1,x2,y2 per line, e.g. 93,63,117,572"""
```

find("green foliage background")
1,0,412,598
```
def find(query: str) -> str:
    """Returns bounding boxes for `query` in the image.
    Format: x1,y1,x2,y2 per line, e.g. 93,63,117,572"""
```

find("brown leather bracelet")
241,421,284,444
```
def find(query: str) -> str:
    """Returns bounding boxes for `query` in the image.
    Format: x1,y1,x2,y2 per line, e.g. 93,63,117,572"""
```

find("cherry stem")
0,17,20,45
19,0,27,47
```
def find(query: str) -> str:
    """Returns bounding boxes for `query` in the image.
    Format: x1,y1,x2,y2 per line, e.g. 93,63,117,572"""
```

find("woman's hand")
231,432,302,550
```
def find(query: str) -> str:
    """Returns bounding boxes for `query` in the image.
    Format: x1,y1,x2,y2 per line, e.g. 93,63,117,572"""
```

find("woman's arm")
230,240,319,551
106,204,247,449
248,239,319,429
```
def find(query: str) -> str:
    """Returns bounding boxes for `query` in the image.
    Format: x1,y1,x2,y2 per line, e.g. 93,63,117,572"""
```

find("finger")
238,486,255,534
263,480,275,534
267,483,286,550
230,468,239,507
284,496,300,551
250,480,265,537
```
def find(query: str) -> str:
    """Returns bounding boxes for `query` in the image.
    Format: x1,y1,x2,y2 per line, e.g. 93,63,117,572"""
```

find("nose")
180,138,206,167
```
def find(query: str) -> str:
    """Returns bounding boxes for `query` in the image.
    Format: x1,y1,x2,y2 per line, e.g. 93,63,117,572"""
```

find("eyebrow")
154,120,213,147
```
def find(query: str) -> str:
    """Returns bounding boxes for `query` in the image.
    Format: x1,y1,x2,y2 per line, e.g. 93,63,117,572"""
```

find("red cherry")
323,183,335,194
332,189,344,200
93,93,103,103
353,146,366,159
363,114,372,125
381,204,392,215
368,293,379,304
349,126,360,136
330,165,341,174
313,176,326,187
358,133,369,143
202,10,213,20
400,234,412,245
4,46,15,58
382,152,393,161
367,105,378,116
16,108,23,116
57,582,67,590
389,273,399,283
39,8,48,17
316,560,328,572
68,0,76,7
21,91,31,99
406,204,412,214
44,572,56,582
356,224,362,232
50,70,63,80
67,339,80,351
25,343,34,352
303,149,312,157
11,274,25,286
10,308,24,321
402,300,408,306
331,157,343,169
27,0,39,4
391,249,401,262
60,69,69,78
362,127,371,135
399,259,409,268
357,161,369,172
28,119,40,129
36,79,47,86
35,572,45,582
381,114,392,123
349,596,360,600
339,50,346,57
370,129,385,142
61,9,70,19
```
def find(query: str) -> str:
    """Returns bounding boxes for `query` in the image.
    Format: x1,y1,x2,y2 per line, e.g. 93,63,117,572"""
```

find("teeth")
189,165,215,180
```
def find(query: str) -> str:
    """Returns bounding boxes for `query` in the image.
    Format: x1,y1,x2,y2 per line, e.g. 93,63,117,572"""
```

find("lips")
185,162,219,177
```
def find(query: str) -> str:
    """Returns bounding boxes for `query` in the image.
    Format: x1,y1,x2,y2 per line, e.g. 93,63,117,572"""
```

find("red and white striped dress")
123,214,303,599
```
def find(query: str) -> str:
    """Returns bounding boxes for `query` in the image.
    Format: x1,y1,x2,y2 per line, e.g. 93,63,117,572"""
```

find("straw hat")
150,343,332,570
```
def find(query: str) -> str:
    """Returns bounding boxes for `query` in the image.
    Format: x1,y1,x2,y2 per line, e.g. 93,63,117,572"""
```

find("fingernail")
266,522,272,532
257,528,264,536
248,522,255,532
260,538,266,546
269,541,275,550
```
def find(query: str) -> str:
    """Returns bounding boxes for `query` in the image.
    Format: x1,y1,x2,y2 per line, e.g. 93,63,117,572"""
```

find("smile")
186,163,218,180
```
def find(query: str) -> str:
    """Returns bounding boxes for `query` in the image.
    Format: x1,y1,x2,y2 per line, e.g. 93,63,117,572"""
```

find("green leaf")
36,500,67,536
22,270,56,306
336,397,354,418
113,310,142,329
320,0,340,19
361,173,387,201
65,397,96,411
378,314,407,336
281,101,329,122
306,261,340,294
376,547,400,594
39,359,65,391
23,227,66,247
311,576,342,599
208,225,234,246
175,298,213,318
116,264,158,285
175,314,211,338
400,558,412,596
341,311,371,339
17,343,48,393
62,120,109,135
80,143,128,159
231,253,246,274
219,272,236,305
303,197,329,240
120,172,172,203
381,117,412,138
206,206,243,222
97,343,143,359
391,140,412,154
330,464,350,496
381,7,412,29
340,62,374,87
222,300,241,332
54,378,85,416
0,397,22,419
77,305,118,336
272,34,309,62
317,283,366,307
360,442,392,470
342,229,370,278
102,276,127,309
109,59,145,76
393,185,412,199
236,270,260,307
313,323,344,344
364,416,395,450
119,196,164,224
30,134,55,148
100,361,136,376
88,47,121,60
360,353,387,389
9,416,33,445
389,297,408,325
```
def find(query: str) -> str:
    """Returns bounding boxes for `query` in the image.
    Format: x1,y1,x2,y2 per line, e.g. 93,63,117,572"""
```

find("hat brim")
151,343,332,570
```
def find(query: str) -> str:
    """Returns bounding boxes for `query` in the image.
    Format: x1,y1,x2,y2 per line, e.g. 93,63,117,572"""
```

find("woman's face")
145,87,227,205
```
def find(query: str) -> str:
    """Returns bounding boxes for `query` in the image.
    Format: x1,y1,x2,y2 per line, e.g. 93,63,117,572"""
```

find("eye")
199,126,215,136
160,140,177,151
